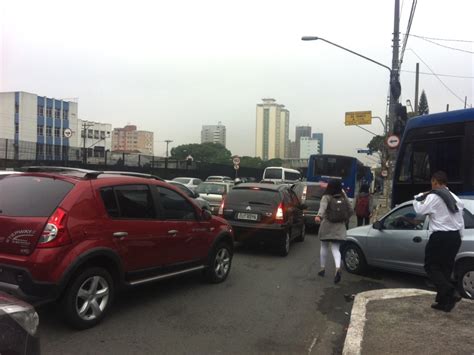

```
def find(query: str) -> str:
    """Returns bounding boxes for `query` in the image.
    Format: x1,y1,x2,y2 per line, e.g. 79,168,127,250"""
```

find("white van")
262,167,301,184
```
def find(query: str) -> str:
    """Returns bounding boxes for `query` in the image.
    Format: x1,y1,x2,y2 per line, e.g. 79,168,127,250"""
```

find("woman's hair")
324,179,343,196
360,184,369,193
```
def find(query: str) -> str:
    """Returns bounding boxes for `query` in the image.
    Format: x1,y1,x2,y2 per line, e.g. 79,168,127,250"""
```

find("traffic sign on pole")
386,134,400,149
232,156,240,165
63,128,73,138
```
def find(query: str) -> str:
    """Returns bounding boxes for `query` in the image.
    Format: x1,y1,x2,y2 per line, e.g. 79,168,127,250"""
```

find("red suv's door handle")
113,232,128,238
168,230,178,236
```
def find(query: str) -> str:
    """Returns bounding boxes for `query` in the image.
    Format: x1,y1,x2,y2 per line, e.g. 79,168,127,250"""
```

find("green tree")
262,158,283,168
367,135,385,154
170,143,232,164
418,90,429,115
240,156,264,168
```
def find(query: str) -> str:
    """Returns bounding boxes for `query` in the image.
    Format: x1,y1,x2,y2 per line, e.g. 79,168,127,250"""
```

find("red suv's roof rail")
24,166,102,179
100,171,165,181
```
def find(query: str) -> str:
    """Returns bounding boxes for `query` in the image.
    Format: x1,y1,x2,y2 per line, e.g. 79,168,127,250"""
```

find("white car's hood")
347,225,372,236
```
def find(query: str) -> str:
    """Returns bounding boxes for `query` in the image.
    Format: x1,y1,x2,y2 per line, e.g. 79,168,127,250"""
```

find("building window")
88,129,93,139
100,131,106,139
54,145,61,158
46,126,52,137
81,130,85,138
15,122,19,134
63,109,68,120
37,105,44,117
94,130,99,139
36,143,44,159
54,127,60,137
15,103,19,114
263,108,270,160
46,107,52,118
46,144,53,157
54,108,61,119
37,125,44,136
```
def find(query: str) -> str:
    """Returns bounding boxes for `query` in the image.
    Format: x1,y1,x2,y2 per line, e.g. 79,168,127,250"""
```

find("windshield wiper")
247,201,271,206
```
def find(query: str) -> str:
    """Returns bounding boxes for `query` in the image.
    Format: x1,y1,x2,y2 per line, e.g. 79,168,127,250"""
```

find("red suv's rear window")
0,176,74,217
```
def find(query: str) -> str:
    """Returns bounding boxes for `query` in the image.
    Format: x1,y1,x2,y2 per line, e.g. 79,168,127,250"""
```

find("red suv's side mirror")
202,209,212,221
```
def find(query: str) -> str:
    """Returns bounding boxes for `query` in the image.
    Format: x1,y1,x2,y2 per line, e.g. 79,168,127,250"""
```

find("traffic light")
393,104,408,136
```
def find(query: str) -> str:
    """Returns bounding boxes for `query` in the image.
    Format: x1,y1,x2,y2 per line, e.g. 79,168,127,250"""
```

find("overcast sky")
1,0,473,164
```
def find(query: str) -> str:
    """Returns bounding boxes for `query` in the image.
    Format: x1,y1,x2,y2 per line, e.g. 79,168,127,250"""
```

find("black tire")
295,224,306,242
61,267,115,330
342,243,367,274
204,242,233,283
456,260,474,299
279,230,291,257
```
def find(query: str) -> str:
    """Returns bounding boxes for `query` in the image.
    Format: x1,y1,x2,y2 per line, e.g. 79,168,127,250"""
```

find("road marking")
342,288,435,355
308,334,319,354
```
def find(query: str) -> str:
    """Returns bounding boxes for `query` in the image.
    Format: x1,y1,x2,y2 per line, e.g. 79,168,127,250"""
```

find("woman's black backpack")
326,194,352,223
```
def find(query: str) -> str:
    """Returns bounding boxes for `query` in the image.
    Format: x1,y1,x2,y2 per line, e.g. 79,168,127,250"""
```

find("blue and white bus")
307,154,372,205
393,108,474,206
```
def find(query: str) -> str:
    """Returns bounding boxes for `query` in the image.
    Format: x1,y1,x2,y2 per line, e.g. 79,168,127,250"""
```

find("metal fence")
0,138,264,180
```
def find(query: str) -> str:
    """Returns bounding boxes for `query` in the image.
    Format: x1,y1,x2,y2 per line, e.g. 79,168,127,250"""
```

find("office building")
295,125,312,158
74,119,112,161
300,136,322,159
255,98,290,160
201,122,226,147
0,91,78,160
312,133,324,154
112,125,154,155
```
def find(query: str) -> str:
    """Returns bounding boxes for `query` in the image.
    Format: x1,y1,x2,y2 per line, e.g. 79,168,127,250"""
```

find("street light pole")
164,140,173,158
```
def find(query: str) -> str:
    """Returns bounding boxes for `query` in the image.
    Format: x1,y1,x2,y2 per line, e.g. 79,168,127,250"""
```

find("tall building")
295,125,312,158
255,98,290,160
312,133,324,154
201,122,226,147
0,91,78,160
112,125,154,155
300,136,322,159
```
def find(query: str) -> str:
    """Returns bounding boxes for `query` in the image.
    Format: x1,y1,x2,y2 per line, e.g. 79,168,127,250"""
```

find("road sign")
232,156,240,165
233,164,239,170
381,170,388,177
357,149,372,154
345,111,372,126
386,134,400,149
63,128,73,138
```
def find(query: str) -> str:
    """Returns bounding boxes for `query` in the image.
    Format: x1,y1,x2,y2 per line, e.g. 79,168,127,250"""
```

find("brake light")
302,186,307,202
38,208,71,248
275,202,284,223
218,198,225,216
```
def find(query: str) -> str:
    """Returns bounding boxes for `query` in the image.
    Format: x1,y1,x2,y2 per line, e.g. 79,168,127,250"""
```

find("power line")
411,36,474,54
400,70,474,79
408,34,474,43
400,0,418,66
408,49,468,105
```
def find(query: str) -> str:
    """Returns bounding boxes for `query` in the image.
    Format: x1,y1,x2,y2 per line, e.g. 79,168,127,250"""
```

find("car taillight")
38,208,71,248
218,198,225,216
302,186,307,203
275,202,284,223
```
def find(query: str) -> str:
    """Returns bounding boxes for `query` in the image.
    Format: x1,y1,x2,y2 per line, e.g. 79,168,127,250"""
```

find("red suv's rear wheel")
61,267,115,329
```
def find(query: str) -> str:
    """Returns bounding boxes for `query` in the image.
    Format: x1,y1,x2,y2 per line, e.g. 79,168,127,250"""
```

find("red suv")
0,167,234,329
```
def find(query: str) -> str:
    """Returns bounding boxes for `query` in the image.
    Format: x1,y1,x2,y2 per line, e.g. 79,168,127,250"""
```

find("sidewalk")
343,289,474,355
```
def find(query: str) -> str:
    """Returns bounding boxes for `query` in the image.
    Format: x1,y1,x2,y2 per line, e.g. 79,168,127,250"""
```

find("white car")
172,177,203,191
0,171,21,179
344,199,474,299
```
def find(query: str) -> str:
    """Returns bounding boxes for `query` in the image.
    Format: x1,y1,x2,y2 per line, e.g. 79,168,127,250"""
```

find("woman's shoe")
334,270,342,284
318,269,325,277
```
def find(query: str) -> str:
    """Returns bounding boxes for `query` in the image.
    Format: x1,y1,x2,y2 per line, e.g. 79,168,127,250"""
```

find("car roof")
233,183,287,191
0,171,21,175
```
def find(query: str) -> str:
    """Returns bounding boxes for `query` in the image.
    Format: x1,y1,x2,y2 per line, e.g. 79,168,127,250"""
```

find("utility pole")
384,0,401,209
414,63,420,113
82,121,95,165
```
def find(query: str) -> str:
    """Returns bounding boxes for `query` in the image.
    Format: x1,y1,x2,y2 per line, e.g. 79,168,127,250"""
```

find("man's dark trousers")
424,231,462,304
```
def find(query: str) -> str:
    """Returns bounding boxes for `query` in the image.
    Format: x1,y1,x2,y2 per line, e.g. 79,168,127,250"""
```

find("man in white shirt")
413,171,464,312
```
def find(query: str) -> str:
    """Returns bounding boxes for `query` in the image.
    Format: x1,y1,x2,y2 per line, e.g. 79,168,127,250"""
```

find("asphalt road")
38,228,431,355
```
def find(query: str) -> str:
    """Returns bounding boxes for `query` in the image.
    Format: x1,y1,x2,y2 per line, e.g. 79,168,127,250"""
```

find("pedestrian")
355,184,373,226
314,179,353,284
413,171,464,312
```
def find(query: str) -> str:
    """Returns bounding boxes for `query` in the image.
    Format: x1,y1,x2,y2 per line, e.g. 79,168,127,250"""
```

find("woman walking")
355,184,373,226
314,180,352,284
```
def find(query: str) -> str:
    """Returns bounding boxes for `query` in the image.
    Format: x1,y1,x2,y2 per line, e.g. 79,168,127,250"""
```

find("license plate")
237,212,258,221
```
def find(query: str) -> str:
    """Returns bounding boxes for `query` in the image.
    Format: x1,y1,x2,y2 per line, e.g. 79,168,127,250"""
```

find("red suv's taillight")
38,208,71,248
218,198,225,216
275,202,284,223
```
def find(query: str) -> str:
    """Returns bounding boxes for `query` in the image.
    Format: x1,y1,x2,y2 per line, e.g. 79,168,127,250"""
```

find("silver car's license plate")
237,212,258,221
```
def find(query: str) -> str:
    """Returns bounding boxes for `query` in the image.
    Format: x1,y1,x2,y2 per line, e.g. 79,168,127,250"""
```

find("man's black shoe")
431,302,455,312
451,290,462,303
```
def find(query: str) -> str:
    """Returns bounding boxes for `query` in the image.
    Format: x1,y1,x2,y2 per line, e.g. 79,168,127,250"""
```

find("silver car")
196,182,233,215
344,199,474,299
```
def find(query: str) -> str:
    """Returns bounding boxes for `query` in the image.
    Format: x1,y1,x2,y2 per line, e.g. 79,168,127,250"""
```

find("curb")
342,288,435,355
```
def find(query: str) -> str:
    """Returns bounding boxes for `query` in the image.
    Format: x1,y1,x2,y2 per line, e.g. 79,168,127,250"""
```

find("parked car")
0,292,40,355
218,183,306,256
292,182,325,229
0,167,234,329
343,199,474,299
172,177,203,191
196,182,233,215
206,176,233,183
166,180,211,210
0,170,21,179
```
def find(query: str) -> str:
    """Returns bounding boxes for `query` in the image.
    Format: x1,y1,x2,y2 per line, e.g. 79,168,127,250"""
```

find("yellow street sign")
345,111,372,126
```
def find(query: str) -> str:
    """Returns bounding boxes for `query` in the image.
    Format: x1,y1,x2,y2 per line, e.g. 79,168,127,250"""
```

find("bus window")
314,156,352,178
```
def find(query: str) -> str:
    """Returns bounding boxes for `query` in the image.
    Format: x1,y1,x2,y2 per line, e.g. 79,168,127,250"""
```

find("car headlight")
10,307,39,336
